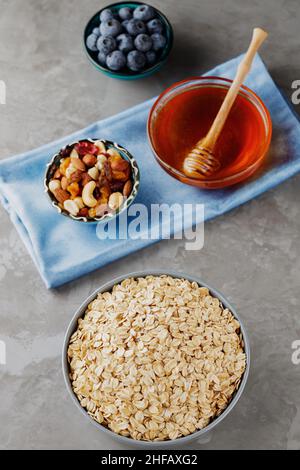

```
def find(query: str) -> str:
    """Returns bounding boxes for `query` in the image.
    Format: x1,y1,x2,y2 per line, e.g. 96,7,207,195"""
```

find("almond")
123,180,133,197
61,176,69,190
69,169,83,183
83,154,97,167
112,169,130,182
53,188,70,204
53,168,61,179
71,157,86,171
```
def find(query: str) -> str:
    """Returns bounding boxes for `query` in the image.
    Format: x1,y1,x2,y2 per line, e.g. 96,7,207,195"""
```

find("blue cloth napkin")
0,54,299,288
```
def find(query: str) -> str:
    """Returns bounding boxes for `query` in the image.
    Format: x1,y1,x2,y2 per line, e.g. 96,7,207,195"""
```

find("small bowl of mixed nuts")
44,138,140,223
63,271,250,447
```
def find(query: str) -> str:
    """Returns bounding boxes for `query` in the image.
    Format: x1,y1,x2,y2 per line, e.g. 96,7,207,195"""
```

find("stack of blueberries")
86,4,167,72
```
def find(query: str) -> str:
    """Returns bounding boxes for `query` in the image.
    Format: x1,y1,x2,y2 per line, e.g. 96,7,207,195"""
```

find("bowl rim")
83,1,174,79
147,76,273,187
44,138,140,223
62,270,250,447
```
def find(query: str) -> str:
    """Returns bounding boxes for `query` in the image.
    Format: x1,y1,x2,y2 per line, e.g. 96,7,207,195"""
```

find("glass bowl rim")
147,75,272,186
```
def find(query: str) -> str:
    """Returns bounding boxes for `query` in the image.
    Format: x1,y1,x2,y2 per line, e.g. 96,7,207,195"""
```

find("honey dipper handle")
203,28,268,149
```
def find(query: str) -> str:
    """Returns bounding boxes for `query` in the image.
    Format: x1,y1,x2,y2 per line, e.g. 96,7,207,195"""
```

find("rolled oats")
68,275,246,441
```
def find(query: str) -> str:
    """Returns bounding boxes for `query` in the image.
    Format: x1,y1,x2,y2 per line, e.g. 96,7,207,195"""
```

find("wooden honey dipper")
183,27,268,179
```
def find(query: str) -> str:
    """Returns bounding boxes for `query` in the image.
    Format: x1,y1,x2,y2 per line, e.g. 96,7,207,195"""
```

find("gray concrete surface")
0,0,300,450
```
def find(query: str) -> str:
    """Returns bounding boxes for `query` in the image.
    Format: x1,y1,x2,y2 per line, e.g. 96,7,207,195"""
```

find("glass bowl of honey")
147,77,272,189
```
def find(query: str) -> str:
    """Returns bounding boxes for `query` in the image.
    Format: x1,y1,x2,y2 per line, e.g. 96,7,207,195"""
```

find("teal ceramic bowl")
83,2,173,79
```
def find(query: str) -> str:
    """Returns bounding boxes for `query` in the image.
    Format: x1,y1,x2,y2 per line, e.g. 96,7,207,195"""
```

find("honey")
150,82,270,187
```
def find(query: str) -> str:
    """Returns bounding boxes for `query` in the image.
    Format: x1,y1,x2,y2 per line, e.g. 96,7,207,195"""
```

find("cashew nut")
61,176,68,190
94,140,106,153
108,192,123,210
107,148,121,159
96,154,107,171
70,148,79,159
48,179,61,193
88,166,99,180
82,181,97,207
65,163,77,179
63,199,79,216
73,196,84,209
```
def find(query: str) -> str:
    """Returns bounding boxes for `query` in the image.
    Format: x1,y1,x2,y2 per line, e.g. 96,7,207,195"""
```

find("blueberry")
100,18,122,37
96,35,116,55
151,33,166,50
133,4,155,21
134,33,152,52
106,50,126,71
121,19,130,30
146,50,156,65
147,18,163,34
99,8,114,22
127,50,146,71
116,33,134,53
118,6,132,20
125,18,146,36
86,33,98,51
92,27,100,36
97,51,107,66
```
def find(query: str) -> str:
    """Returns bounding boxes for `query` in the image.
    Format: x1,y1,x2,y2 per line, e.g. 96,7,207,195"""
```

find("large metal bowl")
62,270,250,448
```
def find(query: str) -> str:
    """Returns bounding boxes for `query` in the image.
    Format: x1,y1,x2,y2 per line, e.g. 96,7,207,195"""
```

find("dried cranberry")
75,141,98,156
78,207,89,217
94,187,101,199
60,145,72,158
110,181,124,192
